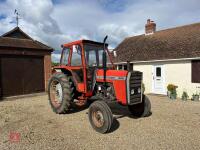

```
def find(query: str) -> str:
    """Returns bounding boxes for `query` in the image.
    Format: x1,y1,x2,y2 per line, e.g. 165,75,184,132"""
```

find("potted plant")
181,91,188,101
192,93,199,101
170,89,177,100
167,84,173,97
191,87,200,101
167,84,178,100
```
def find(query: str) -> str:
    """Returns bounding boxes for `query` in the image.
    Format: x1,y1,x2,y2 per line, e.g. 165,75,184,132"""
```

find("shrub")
167,84,178,92
52,62,59,67
181,91,189,100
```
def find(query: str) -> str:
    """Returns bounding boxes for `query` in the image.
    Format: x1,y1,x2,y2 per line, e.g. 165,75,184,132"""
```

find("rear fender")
52,67,84,92
53,68,72,76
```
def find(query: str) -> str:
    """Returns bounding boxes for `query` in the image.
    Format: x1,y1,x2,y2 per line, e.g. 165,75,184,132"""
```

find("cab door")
69,44,85,92
85,50,98,92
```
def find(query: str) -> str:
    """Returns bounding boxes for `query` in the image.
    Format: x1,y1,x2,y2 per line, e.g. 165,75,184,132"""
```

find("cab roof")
62,39,108,48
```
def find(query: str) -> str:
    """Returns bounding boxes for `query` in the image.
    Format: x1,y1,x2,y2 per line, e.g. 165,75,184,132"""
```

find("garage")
0,27,53,98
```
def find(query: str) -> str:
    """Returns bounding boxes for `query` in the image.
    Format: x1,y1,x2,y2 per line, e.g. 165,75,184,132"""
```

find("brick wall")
44,54,52,91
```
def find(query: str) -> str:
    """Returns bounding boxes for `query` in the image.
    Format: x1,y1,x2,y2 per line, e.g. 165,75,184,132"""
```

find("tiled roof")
0,27,53,51
114,22,200,63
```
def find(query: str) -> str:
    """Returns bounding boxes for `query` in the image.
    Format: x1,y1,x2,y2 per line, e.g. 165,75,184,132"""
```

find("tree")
52,62,59,67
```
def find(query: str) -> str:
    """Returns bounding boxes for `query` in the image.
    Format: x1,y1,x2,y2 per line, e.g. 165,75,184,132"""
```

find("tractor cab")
54,40,114,94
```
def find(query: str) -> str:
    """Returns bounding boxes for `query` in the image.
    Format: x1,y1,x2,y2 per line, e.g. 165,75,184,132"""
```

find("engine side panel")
96,69,128,105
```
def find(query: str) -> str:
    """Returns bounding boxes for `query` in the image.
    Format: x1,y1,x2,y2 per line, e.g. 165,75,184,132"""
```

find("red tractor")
48,36,151,133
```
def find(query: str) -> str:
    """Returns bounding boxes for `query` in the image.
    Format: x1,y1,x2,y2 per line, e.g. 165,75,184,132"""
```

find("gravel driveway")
0,94,200,150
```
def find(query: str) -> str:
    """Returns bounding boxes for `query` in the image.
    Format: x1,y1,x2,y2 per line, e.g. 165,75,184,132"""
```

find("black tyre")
128,95,151,117
48,73,75,114
88,101,113,133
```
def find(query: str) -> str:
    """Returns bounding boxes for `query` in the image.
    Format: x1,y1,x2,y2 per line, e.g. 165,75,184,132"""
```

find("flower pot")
170,93,177,100
167,91,171,98
192,95,199,101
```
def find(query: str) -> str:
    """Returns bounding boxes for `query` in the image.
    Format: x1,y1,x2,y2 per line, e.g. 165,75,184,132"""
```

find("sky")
0,0,200,62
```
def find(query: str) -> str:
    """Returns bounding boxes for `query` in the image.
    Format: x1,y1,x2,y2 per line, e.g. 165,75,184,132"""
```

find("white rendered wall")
133,60,200,98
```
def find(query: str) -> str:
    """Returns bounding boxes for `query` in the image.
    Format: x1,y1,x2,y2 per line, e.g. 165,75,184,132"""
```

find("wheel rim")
56,83,62,102
50,80,63,107
92,110,104,128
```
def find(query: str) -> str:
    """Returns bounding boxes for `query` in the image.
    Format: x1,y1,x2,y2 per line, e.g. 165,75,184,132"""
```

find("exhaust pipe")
103,35,108,83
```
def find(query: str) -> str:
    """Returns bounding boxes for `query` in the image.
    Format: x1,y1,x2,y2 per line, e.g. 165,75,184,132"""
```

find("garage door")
0,55,44,97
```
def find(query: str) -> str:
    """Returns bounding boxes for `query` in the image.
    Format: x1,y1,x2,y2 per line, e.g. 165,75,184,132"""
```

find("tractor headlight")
131,89,135,95
138,88,141,94
98,85,102,91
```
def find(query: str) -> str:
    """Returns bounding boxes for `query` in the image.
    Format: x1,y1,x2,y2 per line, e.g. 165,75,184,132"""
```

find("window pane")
156,67,161,77
71,45,82,66
118,65,122,70
124,65,127,70
98,50,111,67
192,60,200,83
98,50,103,67
86,50,97,66
84,44,112,68
61,48,70,65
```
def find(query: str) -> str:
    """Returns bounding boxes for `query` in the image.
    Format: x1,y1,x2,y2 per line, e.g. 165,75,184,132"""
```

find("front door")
153,65,165,94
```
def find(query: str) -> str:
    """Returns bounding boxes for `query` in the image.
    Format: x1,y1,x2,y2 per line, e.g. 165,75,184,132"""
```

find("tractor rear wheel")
48,73,75,114
88,101,113,134
128,95,151,117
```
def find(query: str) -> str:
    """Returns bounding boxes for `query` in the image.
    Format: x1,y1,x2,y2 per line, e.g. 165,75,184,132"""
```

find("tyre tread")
48,73,75,114
88,101,113,133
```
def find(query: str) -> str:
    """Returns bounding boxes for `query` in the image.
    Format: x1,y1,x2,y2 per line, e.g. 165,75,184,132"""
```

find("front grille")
127,71,143,105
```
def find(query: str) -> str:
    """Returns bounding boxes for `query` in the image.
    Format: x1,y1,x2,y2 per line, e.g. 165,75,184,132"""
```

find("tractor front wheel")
128,95,151,117
88,101,113,134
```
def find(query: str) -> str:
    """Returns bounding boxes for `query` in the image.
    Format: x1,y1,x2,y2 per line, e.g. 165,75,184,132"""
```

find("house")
0,27,53,98
114,19,200,97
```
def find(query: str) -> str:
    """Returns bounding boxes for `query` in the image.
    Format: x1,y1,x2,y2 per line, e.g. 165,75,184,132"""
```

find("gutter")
113,57,200,65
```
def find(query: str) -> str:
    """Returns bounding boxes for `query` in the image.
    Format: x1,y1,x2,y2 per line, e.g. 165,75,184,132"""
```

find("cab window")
98,49,111,67
71,45,82,66
61,47,70,65
85,50,97,67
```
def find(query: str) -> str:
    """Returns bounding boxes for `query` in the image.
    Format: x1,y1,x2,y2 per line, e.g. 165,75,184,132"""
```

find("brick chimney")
145,19,156,35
